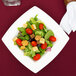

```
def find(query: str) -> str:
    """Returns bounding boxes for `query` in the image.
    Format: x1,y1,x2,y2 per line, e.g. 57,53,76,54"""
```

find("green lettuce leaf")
18,35,29,40
18,27,27,36
39,47,45,56
34,14,38,21
35,30,44,37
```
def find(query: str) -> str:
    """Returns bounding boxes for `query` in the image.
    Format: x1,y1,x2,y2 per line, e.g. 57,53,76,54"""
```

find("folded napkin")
60,2,76,35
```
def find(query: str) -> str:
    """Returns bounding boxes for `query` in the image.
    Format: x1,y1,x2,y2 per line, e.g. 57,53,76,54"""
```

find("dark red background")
0,0,76,76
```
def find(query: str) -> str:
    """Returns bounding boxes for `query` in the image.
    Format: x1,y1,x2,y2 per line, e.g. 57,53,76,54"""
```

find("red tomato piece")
31,41,37,47
39,23,44,30
26,28,33,35
41,42,47,49
16,39,22,46
33,54,41,61
49,36,56,42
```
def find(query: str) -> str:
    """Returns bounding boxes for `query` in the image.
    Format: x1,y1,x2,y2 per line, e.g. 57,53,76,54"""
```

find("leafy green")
34,14,38,21
39,47,45,56
45,30,54,40
26,43,36,57
30,50,35,57
43,25,47,32
26,21,32,29
45,40,51,45
29,21,33,25
35,31,44,37
18,27,27,36
24,52,31,56
18,27,25,32
24,47,29,52
35,22,40,29
25,35,30,40
24,44,35,57
46,40,53,47
27,42,32,50
47,43,53,48
30,17,36,24
18,35,29,40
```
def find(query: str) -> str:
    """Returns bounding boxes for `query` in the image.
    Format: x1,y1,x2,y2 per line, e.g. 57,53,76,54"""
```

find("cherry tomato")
39,23,44,30
26,28,33,35
31,41,37,47
16,39,22,46
41,42,47,49
49,36,56,42
33,54,41,61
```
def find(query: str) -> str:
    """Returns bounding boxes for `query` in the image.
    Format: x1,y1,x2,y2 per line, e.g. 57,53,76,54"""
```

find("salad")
13,15,56,61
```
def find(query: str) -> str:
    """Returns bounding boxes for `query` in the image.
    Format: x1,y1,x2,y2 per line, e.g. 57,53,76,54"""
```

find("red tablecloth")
0,0,76,76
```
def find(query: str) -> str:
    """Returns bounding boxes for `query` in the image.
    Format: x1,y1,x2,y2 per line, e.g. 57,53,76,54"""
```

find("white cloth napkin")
60,2,76,35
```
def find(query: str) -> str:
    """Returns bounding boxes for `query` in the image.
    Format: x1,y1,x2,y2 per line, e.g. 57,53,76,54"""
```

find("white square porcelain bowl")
2,6,69,73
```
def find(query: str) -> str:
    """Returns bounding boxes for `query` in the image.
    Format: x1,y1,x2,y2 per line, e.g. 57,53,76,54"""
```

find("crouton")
23,23,27,28
31,24,36,30
35,35,41,41
32,46,38,52
40,38,45,44
21,40,28,46
30,34,35,39
20,46,25,50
